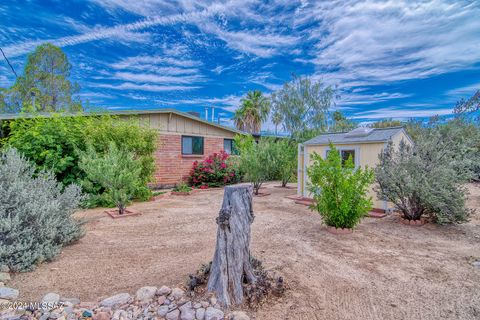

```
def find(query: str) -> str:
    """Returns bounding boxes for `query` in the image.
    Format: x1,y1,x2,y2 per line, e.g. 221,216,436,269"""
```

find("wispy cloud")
97,82,200,92
351,106,453,120
446,82,480,96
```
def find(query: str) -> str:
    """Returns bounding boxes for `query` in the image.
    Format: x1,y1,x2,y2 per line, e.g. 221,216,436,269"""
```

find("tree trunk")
207,184,256,307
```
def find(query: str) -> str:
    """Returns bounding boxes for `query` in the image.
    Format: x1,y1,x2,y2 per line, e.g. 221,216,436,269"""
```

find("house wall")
299,141,390,210
119,112,237,187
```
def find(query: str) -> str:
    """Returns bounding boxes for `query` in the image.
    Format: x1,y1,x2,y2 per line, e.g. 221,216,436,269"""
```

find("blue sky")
1,0,479,131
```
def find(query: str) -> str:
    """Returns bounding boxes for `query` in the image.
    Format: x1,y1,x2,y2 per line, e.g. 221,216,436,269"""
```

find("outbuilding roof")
303,127,410,145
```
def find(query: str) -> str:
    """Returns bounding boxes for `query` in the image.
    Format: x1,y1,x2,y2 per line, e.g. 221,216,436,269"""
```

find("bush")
0,148,84,271
189,151,240,188
173,182,192,193
375,127,474,224
79,143,142,215
308,143,374,229
235,135,278,195
4,114,156,206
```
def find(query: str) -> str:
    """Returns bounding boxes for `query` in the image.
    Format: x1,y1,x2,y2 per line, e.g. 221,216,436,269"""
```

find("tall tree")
369,118,402,129
233,90,270,134
271,75,335,139
1,43,82,113
272,110,283,135
329,110,356,132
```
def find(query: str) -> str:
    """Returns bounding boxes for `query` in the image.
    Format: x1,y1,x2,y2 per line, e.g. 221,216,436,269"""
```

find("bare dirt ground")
10,182,480,320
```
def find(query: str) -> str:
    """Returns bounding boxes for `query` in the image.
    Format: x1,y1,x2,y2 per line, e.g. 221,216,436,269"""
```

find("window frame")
324,146,360,168
181,135,204,155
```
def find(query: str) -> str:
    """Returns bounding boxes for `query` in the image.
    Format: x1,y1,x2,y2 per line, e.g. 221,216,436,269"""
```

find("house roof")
303,127,411,145
0,108,245,135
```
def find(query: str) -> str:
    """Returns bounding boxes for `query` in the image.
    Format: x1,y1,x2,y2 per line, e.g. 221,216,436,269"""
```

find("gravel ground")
10,182,480,320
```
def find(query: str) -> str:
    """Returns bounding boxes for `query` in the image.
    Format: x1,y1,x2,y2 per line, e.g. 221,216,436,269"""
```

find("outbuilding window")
182,136,204,155
340,150,355,166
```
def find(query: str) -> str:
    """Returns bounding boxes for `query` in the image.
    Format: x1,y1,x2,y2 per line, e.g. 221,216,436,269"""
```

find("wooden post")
207,184,256,307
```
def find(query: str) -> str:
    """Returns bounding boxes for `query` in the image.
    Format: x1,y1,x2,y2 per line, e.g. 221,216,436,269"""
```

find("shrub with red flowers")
189,151,241,188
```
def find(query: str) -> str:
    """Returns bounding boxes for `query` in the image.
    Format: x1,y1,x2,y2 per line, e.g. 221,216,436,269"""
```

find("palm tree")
234,90,270,134
272,110,283,135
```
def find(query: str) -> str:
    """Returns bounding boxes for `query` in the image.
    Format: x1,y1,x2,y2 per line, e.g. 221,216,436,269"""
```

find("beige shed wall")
300,142,388,210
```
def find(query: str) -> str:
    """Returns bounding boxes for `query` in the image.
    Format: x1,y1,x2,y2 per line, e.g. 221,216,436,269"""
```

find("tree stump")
207,184,256,307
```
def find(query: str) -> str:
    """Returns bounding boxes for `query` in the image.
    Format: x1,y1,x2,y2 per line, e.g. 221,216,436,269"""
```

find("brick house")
0,109,244,188
115,109,243,188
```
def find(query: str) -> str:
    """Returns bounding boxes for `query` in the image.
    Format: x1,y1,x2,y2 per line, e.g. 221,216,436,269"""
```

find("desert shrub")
308,143,374,229
173,182,192,193
271,139,297,187
189,151,240,188
375,127,474,224
79,143,142,215
235,135,278,195
0,148,84,272
4,114,156,206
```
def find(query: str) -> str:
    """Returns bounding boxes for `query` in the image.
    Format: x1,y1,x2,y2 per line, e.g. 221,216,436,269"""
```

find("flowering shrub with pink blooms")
189,151,241,188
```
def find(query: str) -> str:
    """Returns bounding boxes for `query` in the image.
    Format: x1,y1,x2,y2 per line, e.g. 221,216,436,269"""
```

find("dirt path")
10,183,480,320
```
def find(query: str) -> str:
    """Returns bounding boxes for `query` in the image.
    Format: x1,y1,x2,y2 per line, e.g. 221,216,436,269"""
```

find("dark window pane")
182,136,203,155
224,139,232,154
341,150,355,165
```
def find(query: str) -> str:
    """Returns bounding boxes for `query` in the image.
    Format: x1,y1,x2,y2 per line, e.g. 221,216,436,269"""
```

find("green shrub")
4,113,156,206
375,126,474,224
0,148,84,271
79,143,142,215
308,143,374,229
271,139,297,187
173,182,192,193
188,151,240,188
235,135,278,194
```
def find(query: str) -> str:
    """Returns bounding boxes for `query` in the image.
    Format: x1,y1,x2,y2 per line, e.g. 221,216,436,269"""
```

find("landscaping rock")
0,273,10,282
0,265,9,273
196,308,205,320
205,307,224,320
228,311,250,320
170,288,185,300
100,293,131,307
157,285,171,296
179,302,195,320
157,305,169,317
135,286,157,301
0,287,19,300
157,295,166,305
94,311,111,320
42,292,60,304
166,309,180,320
472,260,480,268
60,297,80,306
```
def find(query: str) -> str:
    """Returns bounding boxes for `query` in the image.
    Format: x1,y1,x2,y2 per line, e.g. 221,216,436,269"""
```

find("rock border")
400,218,426,226
105,209,141,219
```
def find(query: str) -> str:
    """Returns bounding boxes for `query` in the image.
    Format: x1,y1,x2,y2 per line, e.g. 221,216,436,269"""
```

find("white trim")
303,144,308,197
297,144,303,196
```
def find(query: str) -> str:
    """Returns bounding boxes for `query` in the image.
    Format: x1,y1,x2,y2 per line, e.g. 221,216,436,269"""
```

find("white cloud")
114,71,205,84
350,106,453,120
97,82,200,92
446,82,480,97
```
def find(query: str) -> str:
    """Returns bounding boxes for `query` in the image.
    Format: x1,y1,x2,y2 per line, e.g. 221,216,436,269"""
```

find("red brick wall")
152,133,225,187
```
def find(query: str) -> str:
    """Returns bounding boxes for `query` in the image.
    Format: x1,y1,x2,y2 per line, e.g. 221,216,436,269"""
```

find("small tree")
235,135,277,195
308,144,374,229
0,148,84,271
272,139,297,187
79,143,142,215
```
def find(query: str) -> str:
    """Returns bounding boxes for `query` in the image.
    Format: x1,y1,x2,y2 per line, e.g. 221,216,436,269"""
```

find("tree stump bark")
207,184,256,307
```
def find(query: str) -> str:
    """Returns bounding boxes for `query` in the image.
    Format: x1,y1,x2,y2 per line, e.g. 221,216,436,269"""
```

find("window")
182,136,204,155
223,139,237,155
326,149,356,167
341,150,355,166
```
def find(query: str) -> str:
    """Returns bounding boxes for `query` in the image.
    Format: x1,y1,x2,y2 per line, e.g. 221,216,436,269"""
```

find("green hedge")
3,113,157,207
